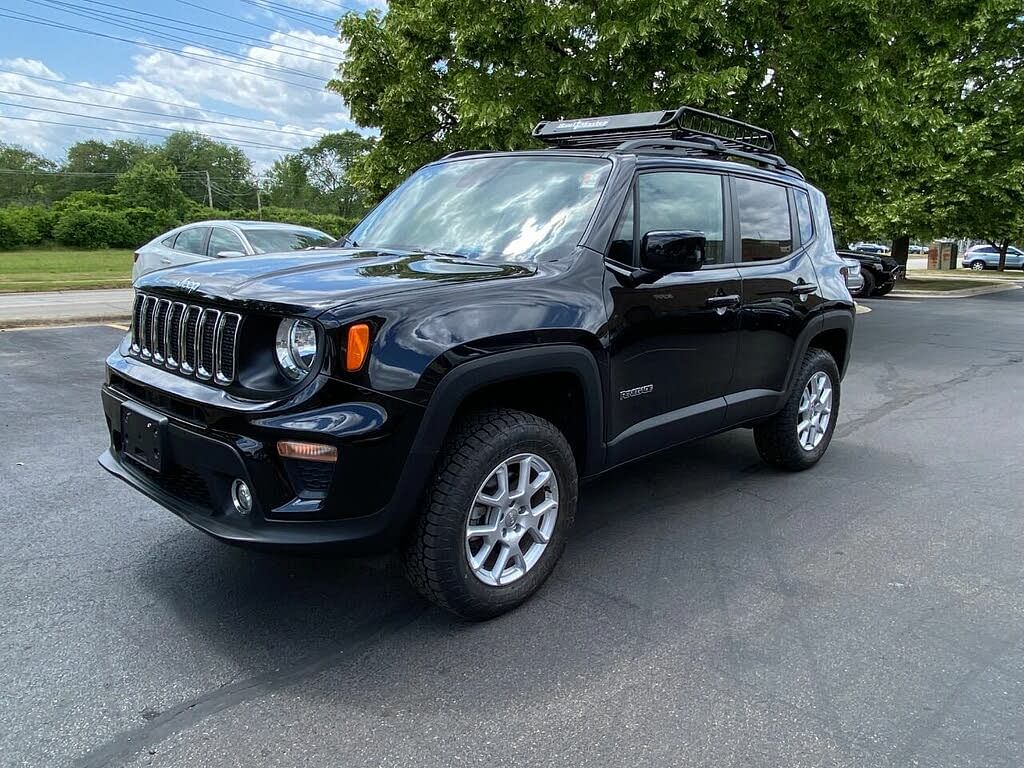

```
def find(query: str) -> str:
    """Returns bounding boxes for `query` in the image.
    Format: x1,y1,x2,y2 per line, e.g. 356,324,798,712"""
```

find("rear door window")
734,178,794,262
173,227,210,255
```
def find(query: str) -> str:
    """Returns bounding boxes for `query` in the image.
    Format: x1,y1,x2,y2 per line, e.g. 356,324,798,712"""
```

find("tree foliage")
264,131,373,216
332,0,1022,253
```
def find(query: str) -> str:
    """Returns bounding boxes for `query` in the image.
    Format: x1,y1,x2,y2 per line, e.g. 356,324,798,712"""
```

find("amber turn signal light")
346,323,370,372
277,440,338,463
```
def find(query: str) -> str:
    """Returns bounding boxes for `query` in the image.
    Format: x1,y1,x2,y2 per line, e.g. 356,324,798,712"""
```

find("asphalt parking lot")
2,291,1023,768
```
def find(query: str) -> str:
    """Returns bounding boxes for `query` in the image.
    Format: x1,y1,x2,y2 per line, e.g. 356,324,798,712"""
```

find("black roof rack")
532,106,801,177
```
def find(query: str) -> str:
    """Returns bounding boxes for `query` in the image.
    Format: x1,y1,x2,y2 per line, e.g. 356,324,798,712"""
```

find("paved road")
2,293,1023,768
0,288,133,328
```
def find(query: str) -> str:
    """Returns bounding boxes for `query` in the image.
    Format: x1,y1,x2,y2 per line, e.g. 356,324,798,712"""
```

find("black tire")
970,260,987,271
753,348,840,471
873,282,894,297
857,269,876,298
403,408,578,620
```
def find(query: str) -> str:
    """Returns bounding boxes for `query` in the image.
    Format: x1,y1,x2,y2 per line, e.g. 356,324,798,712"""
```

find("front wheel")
857,270,876,298
403,408,577,620
753,348,840,471
970,260,987,271
873,282,894,297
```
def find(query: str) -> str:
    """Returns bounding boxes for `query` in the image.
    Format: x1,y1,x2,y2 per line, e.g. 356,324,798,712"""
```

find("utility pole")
255,180,262,219
204,170,213,208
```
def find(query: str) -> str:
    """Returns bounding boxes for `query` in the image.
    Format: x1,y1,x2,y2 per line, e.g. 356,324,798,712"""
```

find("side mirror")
640,230,706,273
216,250,245,258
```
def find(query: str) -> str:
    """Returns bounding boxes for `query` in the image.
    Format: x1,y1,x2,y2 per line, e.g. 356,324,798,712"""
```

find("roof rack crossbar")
533,106,777,154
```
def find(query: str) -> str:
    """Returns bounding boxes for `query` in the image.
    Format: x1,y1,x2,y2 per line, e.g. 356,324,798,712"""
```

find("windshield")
244,229,334,254
347,156,611,262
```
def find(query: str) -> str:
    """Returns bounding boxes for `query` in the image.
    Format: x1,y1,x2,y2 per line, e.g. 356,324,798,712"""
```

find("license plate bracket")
120,401,168,473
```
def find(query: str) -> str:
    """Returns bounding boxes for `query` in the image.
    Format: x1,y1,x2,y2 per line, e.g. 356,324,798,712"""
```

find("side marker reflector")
346,323,370,372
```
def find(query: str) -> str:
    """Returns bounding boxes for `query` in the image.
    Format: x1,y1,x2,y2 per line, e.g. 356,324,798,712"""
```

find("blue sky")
0,0,385,168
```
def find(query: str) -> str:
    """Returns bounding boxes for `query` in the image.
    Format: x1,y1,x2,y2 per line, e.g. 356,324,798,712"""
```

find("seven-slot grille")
130,293,242,385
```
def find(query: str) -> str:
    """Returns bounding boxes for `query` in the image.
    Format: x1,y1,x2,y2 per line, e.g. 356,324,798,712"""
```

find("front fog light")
275,318,318,380
231,479,253,515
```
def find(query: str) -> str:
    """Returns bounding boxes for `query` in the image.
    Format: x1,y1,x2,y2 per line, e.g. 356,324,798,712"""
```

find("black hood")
134,248,536,314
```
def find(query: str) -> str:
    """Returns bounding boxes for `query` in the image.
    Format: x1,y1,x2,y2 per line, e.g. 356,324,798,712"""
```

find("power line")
0,108,305,153
236,0,337,34
56,0,342,65
0,167,208,176
0,67,342,130
0,9,328,92
0,89,327,141
23,0,330,81
171,0,344,56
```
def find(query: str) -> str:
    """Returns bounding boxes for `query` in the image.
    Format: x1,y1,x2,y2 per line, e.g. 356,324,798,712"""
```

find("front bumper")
98,355,426,552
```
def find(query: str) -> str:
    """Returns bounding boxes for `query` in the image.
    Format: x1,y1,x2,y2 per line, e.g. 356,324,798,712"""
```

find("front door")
605,169,741,464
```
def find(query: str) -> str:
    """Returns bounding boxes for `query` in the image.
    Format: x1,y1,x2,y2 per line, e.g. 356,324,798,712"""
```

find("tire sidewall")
858,270,876,297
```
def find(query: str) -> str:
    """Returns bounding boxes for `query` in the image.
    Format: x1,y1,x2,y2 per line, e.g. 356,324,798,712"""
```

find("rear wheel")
754,348,840,471
971,260,987,271
403,408,577,620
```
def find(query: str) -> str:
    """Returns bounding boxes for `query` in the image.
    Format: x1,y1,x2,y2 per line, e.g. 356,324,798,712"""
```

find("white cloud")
0,29,366,170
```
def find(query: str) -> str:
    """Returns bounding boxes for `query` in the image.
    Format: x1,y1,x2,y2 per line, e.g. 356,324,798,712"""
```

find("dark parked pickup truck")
99,108,854,619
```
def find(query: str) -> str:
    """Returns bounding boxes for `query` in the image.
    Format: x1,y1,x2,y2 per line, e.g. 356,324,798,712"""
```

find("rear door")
605,168,742,462
730,177,819,416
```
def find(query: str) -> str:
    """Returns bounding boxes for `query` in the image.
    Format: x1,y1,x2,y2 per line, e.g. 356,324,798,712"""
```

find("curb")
888,283,1022,299
0,313,132,330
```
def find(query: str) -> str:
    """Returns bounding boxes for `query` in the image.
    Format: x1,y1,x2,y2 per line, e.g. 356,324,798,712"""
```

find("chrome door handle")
159,257,173,264
791,283,817,295
705,294,740,308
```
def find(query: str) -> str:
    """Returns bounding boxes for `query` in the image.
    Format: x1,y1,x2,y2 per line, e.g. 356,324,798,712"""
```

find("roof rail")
615,137,804,179
533,106,778,154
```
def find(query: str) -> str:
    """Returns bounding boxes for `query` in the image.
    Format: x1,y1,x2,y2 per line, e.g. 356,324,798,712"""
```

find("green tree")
264,131,373,216
61,139,158,196
0,143,57,206
158,132,256,208
331,0,1013,257
115,161,190,217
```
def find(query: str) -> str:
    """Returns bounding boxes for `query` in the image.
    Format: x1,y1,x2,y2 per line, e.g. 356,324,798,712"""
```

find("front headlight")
275,318,318,380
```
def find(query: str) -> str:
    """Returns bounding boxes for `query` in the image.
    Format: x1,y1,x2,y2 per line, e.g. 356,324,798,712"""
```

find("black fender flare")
383,344,605,535
778,308,854,402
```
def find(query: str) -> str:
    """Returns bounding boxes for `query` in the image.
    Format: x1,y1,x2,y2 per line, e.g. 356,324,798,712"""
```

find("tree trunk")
998,239,1009,271
892,234,910,279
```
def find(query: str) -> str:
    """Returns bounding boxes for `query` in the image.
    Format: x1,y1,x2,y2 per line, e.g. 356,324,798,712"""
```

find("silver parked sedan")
132,220,335,280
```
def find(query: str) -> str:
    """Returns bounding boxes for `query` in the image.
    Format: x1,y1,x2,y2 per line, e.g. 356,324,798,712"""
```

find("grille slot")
128,292,242,386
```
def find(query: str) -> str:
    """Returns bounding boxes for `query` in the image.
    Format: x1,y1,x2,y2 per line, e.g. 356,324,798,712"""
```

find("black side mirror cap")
640,230,706,272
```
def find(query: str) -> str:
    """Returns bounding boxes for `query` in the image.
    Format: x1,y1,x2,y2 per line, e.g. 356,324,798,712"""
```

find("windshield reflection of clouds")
350,157,611,263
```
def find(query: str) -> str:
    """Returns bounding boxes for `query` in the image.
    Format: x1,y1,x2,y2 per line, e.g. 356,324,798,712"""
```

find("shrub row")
0,200,361,250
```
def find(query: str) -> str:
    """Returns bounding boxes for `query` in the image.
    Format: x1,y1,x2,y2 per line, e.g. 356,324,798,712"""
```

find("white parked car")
132,220,335,280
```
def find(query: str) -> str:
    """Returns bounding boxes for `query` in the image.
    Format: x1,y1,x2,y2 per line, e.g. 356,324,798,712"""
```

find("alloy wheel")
464,453,559,586
797,371,833,451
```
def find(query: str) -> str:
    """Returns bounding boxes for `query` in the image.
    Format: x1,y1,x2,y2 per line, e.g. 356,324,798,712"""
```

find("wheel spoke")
477,463,510,508
466,523,498,541
491,544,511,582
469,539,496,571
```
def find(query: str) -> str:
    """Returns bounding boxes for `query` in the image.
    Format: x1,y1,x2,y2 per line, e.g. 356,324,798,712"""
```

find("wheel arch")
385,345,605,535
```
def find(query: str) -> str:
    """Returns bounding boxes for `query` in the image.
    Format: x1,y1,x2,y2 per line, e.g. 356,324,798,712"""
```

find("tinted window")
608,195,634,265
348,156,611,263
173,227,209,255
243,229,334,254
637,172,725,264
795,189,814,245
208,228,246,257
735,178,793,262
160,235,175,247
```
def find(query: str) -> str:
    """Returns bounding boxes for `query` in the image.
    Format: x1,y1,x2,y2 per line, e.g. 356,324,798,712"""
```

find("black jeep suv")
99,108,854,619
